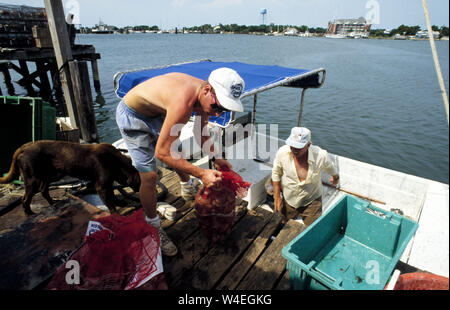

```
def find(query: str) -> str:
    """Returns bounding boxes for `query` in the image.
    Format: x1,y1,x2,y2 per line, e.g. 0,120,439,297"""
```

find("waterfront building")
393,33,407,40
327,17,371,38
298,31,312,37
284,27,298,36
415,30,440,39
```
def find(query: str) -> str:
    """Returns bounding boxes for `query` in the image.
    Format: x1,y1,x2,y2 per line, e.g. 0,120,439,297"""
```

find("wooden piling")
44,0,79,130
69,60,99,143
48,59,65,114
91,59,101,92
18,60,37,96
0,63,15,95
36,60,51,102
9,62,41,90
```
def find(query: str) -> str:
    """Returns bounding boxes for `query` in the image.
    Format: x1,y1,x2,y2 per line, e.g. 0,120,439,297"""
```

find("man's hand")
200,169,223,187
329,174,339,187
214,158,232,170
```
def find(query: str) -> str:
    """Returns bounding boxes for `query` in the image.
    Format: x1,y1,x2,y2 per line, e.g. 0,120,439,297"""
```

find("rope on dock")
422,0,449,125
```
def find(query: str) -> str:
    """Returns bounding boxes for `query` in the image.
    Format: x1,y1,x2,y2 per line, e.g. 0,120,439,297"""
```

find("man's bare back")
123,72,204,119
120,71,225,186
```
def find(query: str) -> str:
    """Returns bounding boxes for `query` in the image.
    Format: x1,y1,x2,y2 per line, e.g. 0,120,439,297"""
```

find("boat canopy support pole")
252,93,257,126
297,88,308,127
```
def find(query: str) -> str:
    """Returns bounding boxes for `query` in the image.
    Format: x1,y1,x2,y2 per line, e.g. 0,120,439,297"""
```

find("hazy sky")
3,0,449,30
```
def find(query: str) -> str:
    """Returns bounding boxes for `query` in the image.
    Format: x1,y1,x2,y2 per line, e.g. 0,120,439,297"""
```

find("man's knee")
139,171,158,187
302,198,322,226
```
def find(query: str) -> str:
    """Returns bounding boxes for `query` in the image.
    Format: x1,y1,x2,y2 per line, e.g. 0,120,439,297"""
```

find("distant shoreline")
77,32,450,41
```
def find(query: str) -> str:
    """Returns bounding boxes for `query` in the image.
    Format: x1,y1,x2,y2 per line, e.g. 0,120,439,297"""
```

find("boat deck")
0,167,305,290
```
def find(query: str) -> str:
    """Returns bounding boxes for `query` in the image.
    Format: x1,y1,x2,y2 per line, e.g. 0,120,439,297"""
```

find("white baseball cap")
285,127,311,149
208,67,245,112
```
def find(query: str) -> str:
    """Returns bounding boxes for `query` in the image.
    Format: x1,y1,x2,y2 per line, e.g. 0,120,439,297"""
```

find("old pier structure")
0,1,100,143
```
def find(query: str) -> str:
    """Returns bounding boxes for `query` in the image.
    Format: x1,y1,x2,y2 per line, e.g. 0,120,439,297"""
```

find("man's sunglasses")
211,91,229,113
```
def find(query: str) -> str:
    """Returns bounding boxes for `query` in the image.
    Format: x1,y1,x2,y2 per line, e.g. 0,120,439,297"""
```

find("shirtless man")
116,67,245,256
271,127,339,226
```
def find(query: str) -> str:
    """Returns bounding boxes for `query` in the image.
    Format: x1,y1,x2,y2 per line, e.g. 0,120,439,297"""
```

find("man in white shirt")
271,127,339,226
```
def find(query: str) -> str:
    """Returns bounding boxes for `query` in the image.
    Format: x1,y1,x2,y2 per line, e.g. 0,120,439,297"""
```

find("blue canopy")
114,60,324,127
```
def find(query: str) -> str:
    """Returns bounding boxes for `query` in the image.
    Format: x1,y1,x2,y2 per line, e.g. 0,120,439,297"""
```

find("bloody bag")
46,209,166,290
194,166,251,245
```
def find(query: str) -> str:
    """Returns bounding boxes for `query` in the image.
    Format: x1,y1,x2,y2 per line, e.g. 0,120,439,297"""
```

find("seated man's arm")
322,151,339,187
271,150,284,213
272,180,283,213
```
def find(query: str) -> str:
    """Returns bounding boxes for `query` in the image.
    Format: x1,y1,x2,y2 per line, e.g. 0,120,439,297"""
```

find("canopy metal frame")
245,66,326,127
113,59,326,128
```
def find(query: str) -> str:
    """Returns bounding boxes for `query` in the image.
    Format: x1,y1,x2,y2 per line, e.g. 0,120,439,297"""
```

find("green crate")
282,194,418,290
0,96,56,176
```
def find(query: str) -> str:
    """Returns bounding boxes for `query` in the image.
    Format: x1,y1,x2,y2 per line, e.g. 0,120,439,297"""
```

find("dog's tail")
0,147,21,184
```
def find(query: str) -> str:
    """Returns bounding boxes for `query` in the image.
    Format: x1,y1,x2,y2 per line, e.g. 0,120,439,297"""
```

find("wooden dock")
159,168,304,290
0,167,305,290
0,44,101,110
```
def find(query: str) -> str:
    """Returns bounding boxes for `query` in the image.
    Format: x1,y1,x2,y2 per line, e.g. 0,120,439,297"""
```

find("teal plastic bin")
0,96,56,176
282,194,419,290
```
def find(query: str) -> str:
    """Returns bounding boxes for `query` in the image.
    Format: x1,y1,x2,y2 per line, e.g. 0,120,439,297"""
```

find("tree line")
79,23,449,37
371,24,449,38
185,23,327,34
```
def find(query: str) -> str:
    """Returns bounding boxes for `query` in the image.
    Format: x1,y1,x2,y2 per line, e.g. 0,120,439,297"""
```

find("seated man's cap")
285,127,311,149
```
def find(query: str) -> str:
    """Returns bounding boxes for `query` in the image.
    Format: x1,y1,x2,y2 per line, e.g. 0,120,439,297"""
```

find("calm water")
73,34,448,183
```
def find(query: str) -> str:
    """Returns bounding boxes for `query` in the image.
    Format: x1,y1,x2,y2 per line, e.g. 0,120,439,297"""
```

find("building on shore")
393,33,407,40
284,27,298,36
415,30,440,39
298,30,312,37
326,17,371,38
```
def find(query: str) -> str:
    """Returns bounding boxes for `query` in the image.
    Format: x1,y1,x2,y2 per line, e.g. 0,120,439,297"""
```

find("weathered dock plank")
0,192,21,217
216,211,283,290
163,203,197,234
275,270,292,290
176,206,275,290
0,44,99,61
0,186,69,231
158,167,182,204
163,205,248,288
236,219,304,290
0,196,107,289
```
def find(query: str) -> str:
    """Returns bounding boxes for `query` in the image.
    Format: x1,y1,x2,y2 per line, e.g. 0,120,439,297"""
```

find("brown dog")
0,140,140,215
